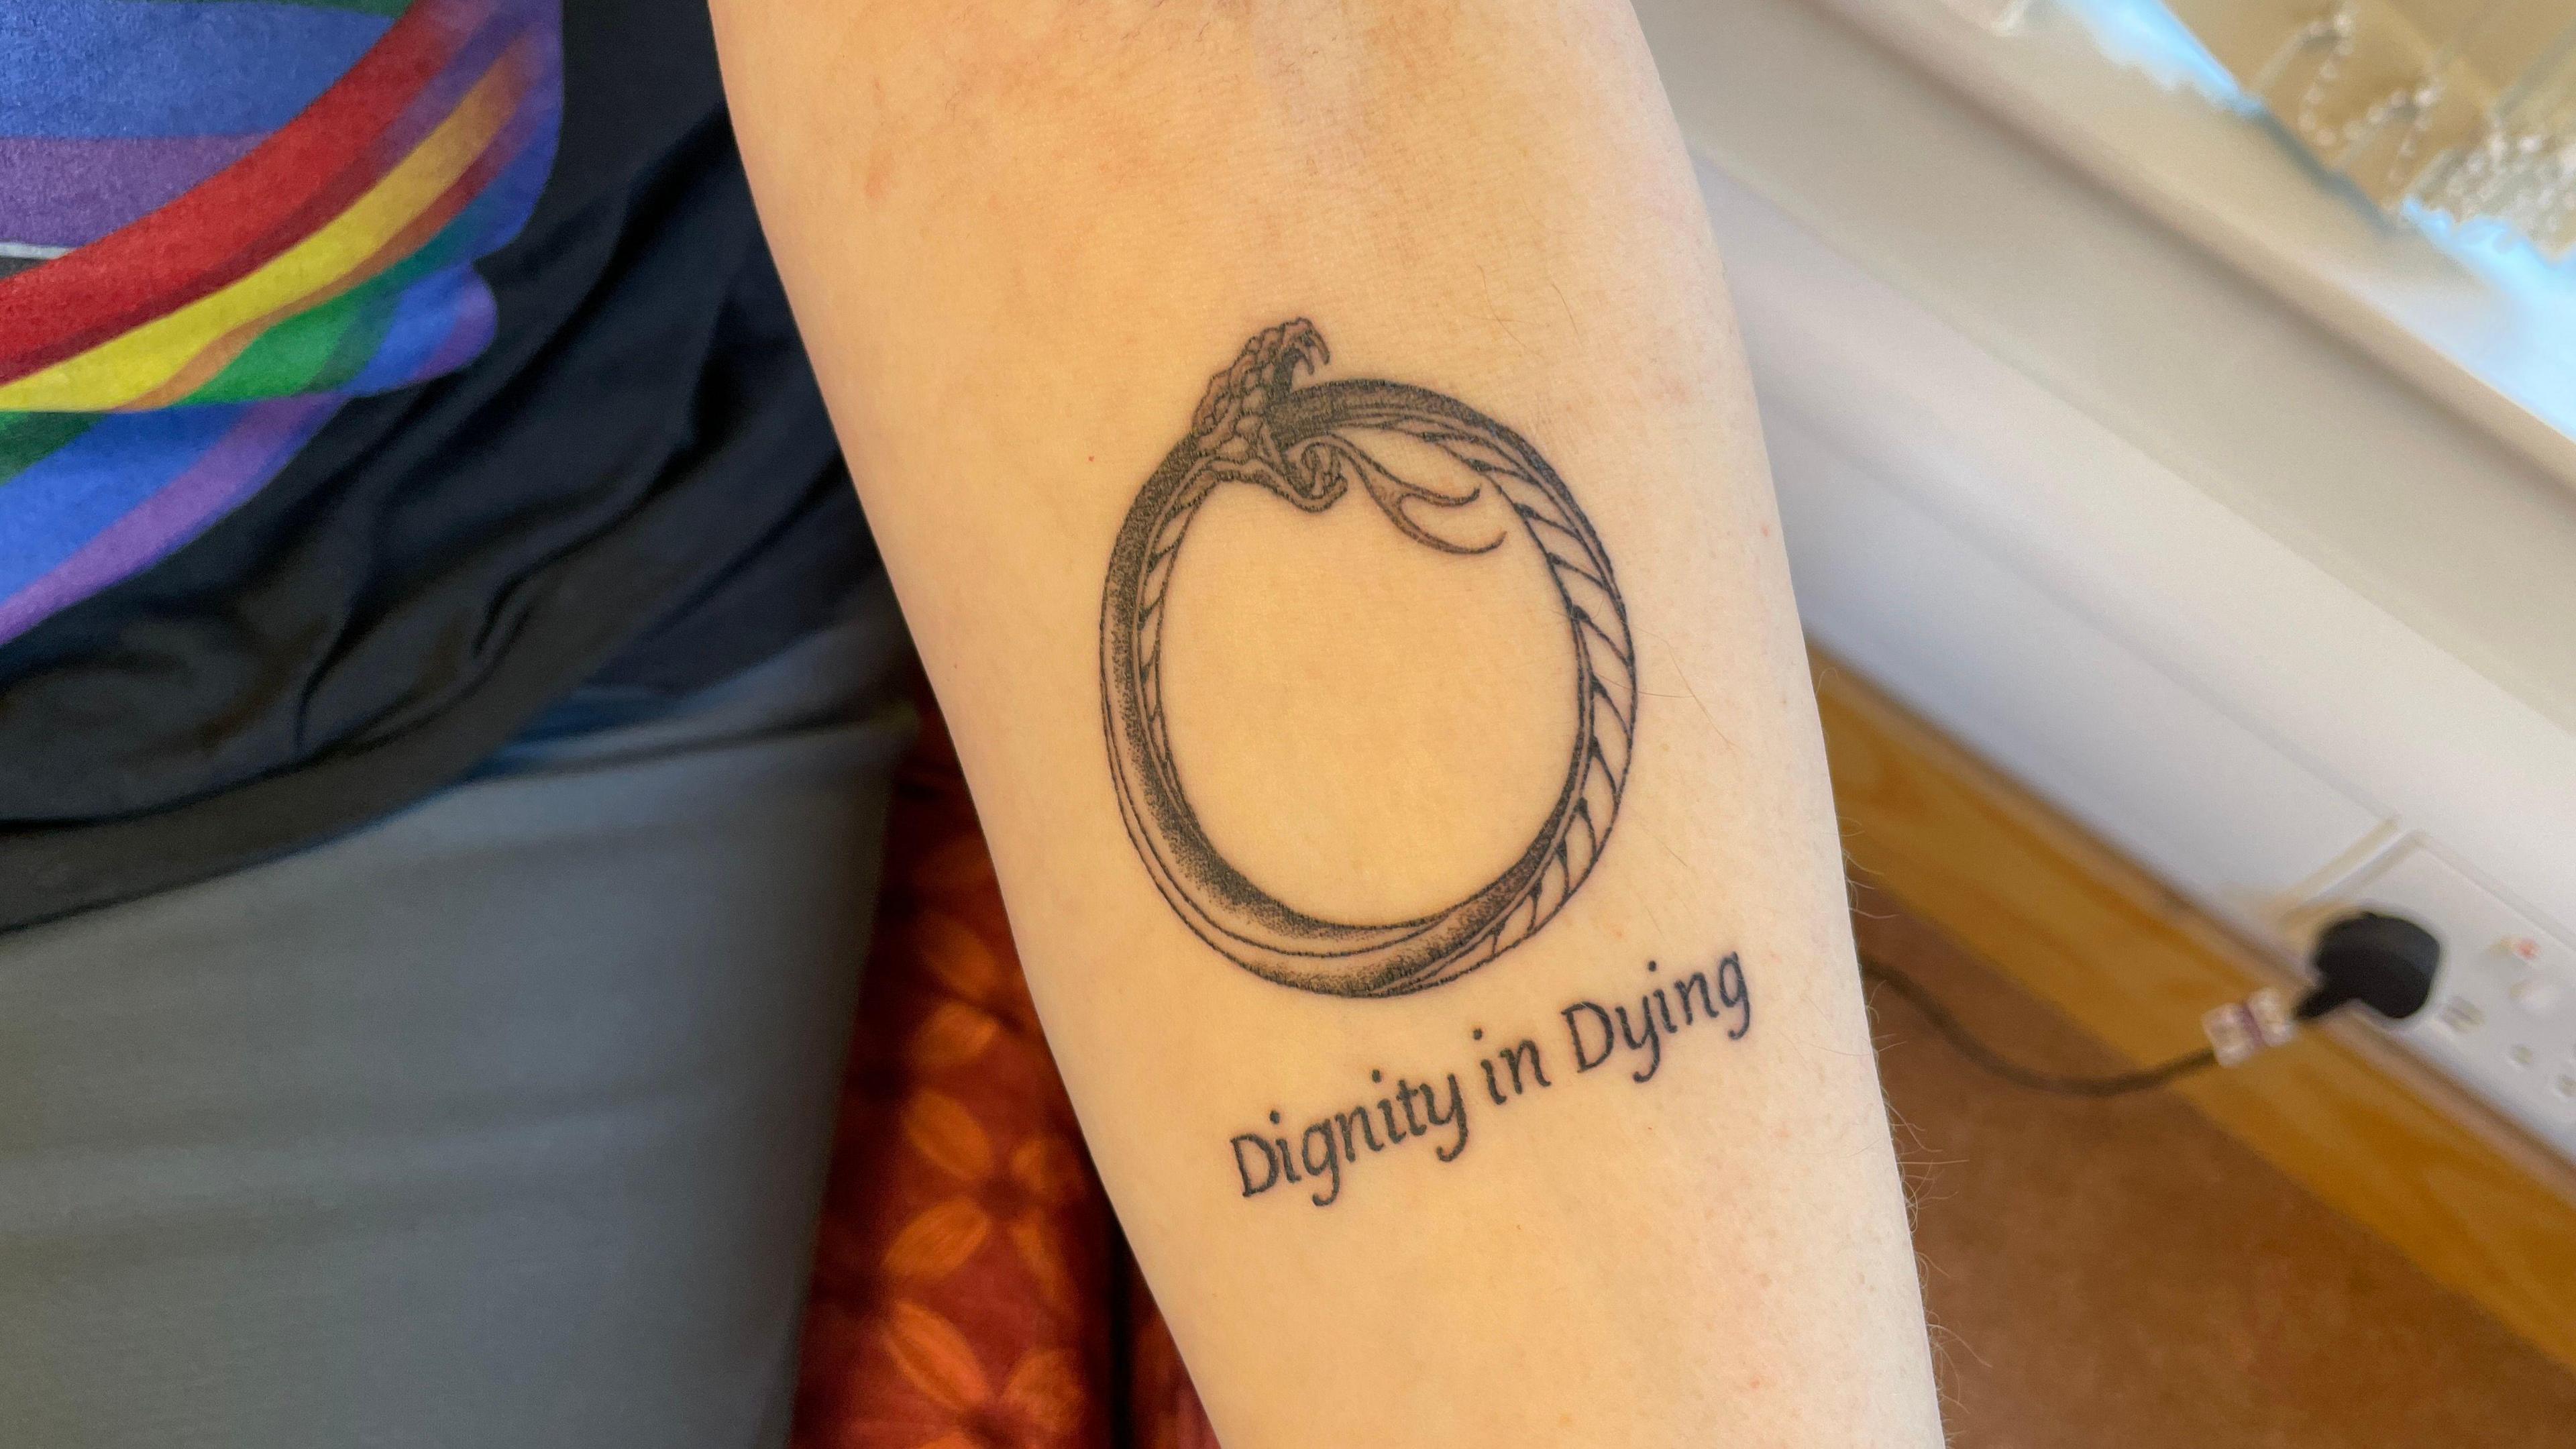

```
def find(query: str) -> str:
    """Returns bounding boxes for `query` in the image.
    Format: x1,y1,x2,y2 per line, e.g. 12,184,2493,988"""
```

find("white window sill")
1817,0,2576,493
1639,0,2576,739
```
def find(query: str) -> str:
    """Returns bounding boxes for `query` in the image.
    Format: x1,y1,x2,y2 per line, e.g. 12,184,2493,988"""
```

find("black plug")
2296,910,2441,1024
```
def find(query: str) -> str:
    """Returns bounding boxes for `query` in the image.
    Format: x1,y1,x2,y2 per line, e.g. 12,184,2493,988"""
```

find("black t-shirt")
0,0,879,932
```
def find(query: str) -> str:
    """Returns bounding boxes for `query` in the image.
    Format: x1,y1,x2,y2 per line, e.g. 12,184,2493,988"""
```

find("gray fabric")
0,596,914,1449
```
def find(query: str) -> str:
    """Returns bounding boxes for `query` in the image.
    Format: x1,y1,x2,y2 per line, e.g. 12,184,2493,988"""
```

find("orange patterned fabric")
792,688,1224,1449
1124,1258,1224,1449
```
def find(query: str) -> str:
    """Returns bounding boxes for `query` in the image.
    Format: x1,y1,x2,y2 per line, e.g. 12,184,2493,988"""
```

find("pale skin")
708,2,1943,1444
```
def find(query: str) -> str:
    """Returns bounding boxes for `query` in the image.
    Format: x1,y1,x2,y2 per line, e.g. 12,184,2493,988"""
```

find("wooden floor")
1813,653,2576,1443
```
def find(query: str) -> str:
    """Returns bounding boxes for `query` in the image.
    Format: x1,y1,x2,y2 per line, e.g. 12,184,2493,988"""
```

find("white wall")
1636,0,2576,1155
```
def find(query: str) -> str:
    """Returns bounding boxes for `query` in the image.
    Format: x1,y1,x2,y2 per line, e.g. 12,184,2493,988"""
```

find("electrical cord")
1860,956,2218,1098
1857,910,2443,1102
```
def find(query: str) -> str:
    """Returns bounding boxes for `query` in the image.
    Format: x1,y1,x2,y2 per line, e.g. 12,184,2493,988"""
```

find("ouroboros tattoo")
1101,321,1636,998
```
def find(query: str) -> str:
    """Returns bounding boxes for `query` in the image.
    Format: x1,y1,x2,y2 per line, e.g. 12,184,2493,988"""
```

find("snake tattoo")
1100,321,1636,998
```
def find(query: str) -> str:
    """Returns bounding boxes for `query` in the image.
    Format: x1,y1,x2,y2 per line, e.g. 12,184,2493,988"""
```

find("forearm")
712,2,1938,1442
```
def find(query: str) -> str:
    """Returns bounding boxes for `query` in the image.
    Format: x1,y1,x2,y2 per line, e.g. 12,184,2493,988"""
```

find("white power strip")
2322,843,2576,1153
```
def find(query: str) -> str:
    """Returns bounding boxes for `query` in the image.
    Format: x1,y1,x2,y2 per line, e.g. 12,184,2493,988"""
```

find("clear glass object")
2149,0,2576,260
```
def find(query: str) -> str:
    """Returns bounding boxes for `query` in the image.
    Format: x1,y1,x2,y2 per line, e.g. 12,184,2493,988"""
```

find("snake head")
1187,319,1337,508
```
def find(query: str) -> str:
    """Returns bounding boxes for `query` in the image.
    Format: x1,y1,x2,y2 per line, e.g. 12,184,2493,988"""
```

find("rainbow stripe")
0,0,561,647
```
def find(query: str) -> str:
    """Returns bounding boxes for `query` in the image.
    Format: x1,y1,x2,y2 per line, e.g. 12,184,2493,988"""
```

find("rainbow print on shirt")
0,0,562,646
